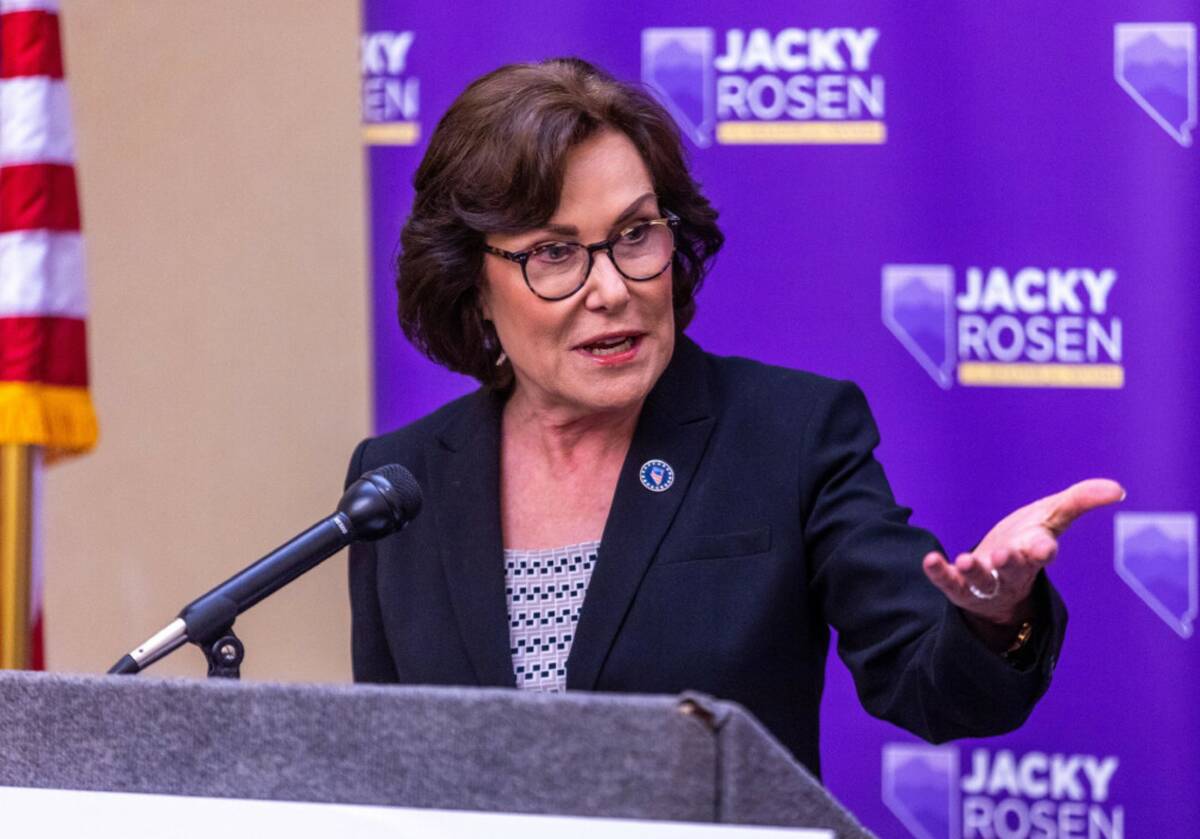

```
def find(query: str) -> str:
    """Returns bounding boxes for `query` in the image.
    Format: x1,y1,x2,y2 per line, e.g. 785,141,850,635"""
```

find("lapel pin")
639,459,675,493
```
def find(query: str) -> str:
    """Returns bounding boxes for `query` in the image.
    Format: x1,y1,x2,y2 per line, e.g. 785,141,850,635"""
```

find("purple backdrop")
360,3,1199,836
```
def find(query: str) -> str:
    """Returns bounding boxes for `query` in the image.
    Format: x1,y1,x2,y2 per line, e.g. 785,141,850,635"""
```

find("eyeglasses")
483,211,679,301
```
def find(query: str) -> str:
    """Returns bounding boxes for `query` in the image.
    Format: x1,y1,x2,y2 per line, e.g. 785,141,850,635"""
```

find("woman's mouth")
574,333,643,364
583,336,635,356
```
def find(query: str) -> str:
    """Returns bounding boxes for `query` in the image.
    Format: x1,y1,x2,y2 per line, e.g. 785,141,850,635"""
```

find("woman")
346,58,1122,776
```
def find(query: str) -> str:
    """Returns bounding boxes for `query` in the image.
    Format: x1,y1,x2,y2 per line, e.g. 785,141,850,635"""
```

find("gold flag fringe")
0,383,99,461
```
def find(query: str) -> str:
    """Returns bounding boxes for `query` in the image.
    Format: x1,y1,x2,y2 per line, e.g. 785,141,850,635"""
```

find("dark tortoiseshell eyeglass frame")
483,211,680,301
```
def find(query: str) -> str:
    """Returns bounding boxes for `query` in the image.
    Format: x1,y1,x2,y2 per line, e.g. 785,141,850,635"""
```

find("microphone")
108,464,421,675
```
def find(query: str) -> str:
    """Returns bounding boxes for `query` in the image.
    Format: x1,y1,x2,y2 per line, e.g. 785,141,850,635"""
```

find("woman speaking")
345,57,1122,775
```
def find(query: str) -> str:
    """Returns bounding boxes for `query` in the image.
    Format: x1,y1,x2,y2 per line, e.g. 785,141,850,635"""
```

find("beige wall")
42,2,370,681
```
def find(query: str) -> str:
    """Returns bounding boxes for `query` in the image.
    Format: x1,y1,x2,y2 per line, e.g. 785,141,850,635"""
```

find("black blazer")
347,336,1064,776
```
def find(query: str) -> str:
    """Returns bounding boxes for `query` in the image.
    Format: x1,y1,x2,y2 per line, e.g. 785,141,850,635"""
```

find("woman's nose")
583,251,631,311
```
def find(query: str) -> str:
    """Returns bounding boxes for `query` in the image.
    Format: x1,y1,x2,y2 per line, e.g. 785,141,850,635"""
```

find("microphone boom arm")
106,464,421,678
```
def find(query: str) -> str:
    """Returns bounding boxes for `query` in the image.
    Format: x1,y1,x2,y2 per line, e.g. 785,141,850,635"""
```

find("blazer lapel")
427,388,516,687
566,337,716,690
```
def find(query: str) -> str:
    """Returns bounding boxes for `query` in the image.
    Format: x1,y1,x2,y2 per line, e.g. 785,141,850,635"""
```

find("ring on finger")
968,567,1001,600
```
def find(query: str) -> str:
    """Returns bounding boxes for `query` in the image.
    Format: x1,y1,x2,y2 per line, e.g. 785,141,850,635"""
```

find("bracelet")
1002,621,1034,659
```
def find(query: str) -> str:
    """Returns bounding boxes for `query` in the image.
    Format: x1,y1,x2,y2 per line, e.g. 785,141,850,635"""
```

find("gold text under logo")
716,120,886,144
362,122,420,146
958,363,1125,389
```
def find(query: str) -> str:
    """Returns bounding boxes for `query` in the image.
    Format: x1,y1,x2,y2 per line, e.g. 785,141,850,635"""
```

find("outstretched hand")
922,479,1125,628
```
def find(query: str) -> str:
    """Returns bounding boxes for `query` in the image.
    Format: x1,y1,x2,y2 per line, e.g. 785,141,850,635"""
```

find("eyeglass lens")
525,221,674,299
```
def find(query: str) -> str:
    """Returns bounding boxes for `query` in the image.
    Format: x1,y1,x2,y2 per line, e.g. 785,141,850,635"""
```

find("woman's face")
480,129,676,420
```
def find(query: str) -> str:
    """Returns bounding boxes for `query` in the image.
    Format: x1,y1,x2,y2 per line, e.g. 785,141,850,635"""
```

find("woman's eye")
621,224,650,244
533,243,575,263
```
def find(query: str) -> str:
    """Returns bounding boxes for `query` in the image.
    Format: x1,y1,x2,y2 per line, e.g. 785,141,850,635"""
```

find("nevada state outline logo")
1115,512,1198,638
1114,22,1197,146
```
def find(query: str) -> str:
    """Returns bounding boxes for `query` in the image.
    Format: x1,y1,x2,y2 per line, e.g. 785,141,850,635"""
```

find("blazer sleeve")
802,381,1066,742
346,437,400,684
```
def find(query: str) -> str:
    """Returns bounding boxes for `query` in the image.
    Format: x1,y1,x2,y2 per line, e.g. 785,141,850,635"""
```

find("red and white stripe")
1,0,89,669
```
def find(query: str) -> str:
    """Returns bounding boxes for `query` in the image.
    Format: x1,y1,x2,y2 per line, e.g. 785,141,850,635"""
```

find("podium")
0,671,873,836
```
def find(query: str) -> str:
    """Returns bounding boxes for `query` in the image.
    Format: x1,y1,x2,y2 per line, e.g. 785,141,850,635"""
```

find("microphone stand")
114,615,247,679
200,628,246,679
107,463,422,680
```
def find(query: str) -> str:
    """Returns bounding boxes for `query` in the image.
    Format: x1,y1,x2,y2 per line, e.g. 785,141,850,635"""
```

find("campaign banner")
360,3,1199,836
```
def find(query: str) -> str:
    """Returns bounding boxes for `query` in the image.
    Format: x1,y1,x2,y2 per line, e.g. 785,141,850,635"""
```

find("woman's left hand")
921,478,1126,629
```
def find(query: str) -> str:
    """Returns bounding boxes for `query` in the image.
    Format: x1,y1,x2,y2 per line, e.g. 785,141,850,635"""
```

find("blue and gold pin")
639,459,675,493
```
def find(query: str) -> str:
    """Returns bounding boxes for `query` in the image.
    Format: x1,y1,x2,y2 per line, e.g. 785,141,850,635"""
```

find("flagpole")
1,3,98,671
0,444,34,670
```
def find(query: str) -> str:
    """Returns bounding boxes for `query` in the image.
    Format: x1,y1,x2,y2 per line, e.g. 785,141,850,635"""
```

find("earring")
480,313,506,368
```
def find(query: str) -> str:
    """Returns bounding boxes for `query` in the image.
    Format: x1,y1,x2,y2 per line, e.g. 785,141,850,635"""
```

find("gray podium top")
0,672,873,837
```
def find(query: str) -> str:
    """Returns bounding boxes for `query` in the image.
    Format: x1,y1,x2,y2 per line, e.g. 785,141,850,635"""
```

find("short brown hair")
396,57,724,388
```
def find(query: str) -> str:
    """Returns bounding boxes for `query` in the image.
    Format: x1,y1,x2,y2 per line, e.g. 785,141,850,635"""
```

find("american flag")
0,0,98,668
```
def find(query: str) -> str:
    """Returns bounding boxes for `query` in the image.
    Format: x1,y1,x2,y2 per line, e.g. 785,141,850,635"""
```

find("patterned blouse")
503,539,601,693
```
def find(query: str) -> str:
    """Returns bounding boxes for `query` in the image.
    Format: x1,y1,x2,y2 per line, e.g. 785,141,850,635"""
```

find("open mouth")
573,332,645,363
581,335,637,356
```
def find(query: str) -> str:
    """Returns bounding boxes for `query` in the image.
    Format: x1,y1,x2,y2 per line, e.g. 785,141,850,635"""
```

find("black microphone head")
338,464,423,540
364,464,423,521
